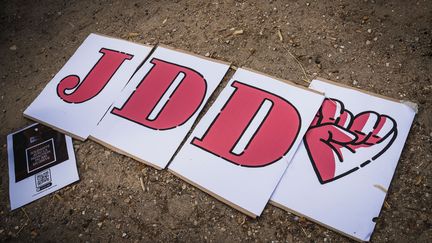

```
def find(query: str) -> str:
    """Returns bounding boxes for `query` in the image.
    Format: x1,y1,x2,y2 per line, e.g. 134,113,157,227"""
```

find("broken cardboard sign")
169,68,325,217
7,123,78,210
24,33,153,140
90,45,230,169
270,78,416,241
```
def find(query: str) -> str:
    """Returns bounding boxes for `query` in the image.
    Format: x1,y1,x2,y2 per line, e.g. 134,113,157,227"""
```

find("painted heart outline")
304,98,398,184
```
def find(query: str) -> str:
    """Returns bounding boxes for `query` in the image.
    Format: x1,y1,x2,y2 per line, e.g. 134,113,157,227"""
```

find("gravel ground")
0,0,431,242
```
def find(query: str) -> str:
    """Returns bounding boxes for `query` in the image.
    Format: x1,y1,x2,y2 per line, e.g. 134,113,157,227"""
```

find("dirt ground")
0,0,431,242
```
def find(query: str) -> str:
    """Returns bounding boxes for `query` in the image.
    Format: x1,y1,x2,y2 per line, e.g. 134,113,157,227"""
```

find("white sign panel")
90,46,230,169
169,68,324,217
24,33,153,140
7,123,79,210
271,78,416,241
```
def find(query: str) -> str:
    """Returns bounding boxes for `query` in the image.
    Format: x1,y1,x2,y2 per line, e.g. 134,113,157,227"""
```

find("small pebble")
122,232,127,238
367,29,372,33
97,222,103,228
366,40,371,45
9,45,17,51
205,52,210,57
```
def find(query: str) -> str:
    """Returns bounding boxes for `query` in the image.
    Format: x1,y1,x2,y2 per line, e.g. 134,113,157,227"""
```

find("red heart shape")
304,98,398,184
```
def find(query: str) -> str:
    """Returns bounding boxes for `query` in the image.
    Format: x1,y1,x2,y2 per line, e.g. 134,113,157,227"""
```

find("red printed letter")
111,58,207,130
57,48,133,104
192,81,301,167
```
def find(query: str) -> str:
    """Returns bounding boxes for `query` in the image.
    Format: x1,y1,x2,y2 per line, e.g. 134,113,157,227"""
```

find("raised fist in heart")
304,98,398,184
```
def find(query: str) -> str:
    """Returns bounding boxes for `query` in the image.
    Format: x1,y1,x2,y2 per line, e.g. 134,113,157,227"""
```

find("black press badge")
12,124,69,182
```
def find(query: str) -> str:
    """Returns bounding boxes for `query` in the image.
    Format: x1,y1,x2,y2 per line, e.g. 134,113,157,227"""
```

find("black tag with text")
13,124,68,182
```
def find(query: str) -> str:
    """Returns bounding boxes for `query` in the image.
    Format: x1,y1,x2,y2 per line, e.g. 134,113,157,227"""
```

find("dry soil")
0,0,431,242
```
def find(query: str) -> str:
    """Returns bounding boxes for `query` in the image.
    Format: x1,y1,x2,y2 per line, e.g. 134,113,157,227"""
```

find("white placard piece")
24,33,153,140
7,123,79,210
271,78,416,241
90,46,231,169
168,68,325,217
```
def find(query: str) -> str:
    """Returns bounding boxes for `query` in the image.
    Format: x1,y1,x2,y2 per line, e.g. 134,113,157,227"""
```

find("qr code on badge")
35,169,52,191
